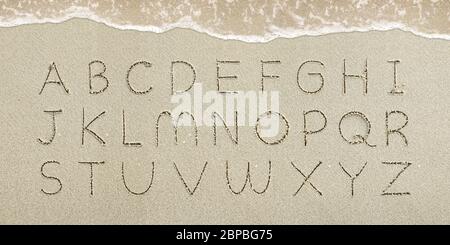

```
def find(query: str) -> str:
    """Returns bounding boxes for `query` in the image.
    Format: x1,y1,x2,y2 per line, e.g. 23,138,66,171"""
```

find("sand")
0,18,449,224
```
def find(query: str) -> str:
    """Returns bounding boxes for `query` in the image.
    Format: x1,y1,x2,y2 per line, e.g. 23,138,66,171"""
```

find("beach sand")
0,18,449,224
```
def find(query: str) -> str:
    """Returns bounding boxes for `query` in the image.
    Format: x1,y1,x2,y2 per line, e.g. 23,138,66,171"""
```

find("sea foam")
0,0,449,42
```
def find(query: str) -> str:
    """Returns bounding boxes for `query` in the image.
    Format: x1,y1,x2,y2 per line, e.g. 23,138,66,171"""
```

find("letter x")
291,161,323,196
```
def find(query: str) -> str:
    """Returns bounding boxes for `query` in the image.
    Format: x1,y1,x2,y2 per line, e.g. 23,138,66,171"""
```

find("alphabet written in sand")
36,58,413,197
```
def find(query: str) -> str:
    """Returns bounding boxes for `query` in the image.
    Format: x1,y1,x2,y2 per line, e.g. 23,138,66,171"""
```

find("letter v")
173,161,208,195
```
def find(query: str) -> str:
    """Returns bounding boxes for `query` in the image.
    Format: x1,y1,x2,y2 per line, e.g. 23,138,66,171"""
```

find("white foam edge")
0,6,449,43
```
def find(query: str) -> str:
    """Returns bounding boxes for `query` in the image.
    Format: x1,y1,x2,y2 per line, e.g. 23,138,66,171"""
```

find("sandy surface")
0,19,449,224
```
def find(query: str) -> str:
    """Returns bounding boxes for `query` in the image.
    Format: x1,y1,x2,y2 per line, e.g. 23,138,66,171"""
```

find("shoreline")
1,1,450,43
